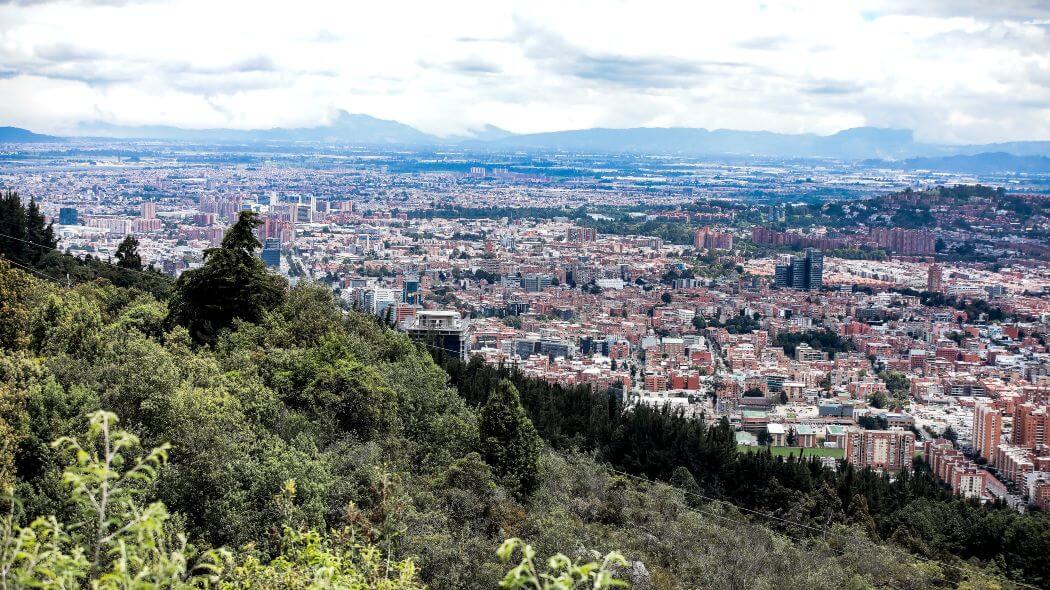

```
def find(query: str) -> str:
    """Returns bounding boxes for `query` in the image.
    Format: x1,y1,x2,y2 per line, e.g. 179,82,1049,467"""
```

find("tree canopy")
168,210,287,344
0,205,1045,589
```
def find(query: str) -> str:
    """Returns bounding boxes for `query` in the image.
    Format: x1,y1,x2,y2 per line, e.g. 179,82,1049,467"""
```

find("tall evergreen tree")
0,192,55,266
480,380,541,495
0,191,28,263
24,196,55,264
114,235,142,270
168,211,286,344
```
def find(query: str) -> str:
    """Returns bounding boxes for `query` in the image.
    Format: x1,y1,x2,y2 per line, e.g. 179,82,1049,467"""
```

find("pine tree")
480,380,541,495
24,197,55,264
168,211,286,344
0,191,28,263
114,235,142,270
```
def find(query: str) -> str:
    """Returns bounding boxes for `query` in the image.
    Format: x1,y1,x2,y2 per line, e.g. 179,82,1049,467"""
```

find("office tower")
402,275,421,305
774,261,791,288
845,429,915,472
522,274,552,293
141,202,157,220
773,249,823,291
790,256,807,289
261,238,281,269
58,207,79,225
973,402,1002,462
804,248,823,290
927,264,943,293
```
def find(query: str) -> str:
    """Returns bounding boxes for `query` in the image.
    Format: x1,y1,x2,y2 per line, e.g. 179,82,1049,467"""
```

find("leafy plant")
496,538,626,590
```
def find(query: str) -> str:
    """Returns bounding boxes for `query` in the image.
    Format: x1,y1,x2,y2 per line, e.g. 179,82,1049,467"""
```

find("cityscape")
1,1,1049,589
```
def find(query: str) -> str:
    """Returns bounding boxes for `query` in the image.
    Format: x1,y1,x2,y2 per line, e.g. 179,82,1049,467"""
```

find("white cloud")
0,0,1046,143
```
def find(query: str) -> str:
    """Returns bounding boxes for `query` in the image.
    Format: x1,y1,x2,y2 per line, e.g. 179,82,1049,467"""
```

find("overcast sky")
1,0,1048,143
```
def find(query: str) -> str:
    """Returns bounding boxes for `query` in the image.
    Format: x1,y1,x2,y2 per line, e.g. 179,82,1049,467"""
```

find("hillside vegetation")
0,204,1043,589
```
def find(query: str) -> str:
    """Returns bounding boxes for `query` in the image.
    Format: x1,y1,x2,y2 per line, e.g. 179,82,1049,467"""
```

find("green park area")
737,445,845,459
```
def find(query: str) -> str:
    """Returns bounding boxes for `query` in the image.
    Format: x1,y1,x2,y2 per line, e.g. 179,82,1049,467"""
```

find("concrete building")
845,429,915,472
404,310,471,360
973,401,1002,462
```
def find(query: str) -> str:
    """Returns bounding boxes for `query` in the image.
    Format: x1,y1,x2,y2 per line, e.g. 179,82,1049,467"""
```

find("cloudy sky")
1,0,1048,143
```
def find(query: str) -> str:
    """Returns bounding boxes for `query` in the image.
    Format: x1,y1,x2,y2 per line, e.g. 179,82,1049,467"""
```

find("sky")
0,0,1048,144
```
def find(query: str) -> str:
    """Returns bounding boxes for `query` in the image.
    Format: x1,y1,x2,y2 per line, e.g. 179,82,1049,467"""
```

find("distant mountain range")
3,113,1050,169
0,126,61,143
863,152,1050,175
75,111,436,145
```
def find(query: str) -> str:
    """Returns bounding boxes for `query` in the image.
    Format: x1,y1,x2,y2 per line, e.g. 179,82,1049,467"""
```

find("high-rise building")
567,226,597,243
869,227,936,255
845,428,915,472
522,274,552,293
790,256,807,289
261,238,281,269
360,287,397,318
141,202,157,220
1012,404,1048,449
402,275,422,305
927,264,943,293
973,402,1002,462
694,226,733,250
773,262,791,288
773,248,823,291
404,310,471,360
58,207,79,225
804,248,823,290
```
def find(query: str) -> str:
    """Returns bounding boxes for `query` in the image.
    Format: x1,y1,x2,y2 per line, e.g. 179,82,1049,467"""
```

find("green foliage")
480,380,542,496
168,211,287,344
2,251,1046,589
114,236,142,270
0,190,54,267
437,352,1050,589
0,411,224,589
496,538,626,589
0,192,171,298
774,329,853,358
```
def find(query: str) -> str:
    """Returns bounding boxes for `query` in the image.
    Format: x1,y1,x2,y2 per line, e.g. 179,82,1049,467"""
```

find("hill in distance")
4,115,1050,163
864,152,1050,175
75,110,436,145
0,126,63,143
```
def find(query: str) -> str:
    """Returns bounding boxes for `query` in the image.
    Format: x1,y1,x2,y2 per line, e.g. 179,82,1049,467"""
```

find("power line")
0,253,68,285
547,449,909,590
550,448,1039,590
0,231,168,281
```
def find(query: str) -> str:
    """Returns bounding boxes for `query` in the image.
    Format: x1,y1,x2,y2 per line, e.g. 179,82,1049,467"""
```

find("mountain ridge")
4,116,1050,161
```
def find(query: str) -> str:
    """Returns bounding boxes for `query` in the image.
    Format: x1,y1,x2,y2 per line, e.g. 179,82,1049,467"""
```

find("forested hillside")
0,201,1042,589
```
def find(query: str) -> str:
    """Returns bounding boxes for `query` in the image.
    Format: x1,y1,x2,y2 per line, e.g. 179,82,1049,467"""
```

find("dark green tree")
0,191,55,265
168,211,286,344
943,425,958,444
24,196,54,264
114,235,142,270
0,191,28,263
479,379,541,496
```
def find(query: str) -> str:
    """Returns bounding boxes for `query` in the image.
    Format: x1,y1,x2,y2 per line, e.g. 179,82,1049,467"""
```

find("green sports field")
737,445,845,459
